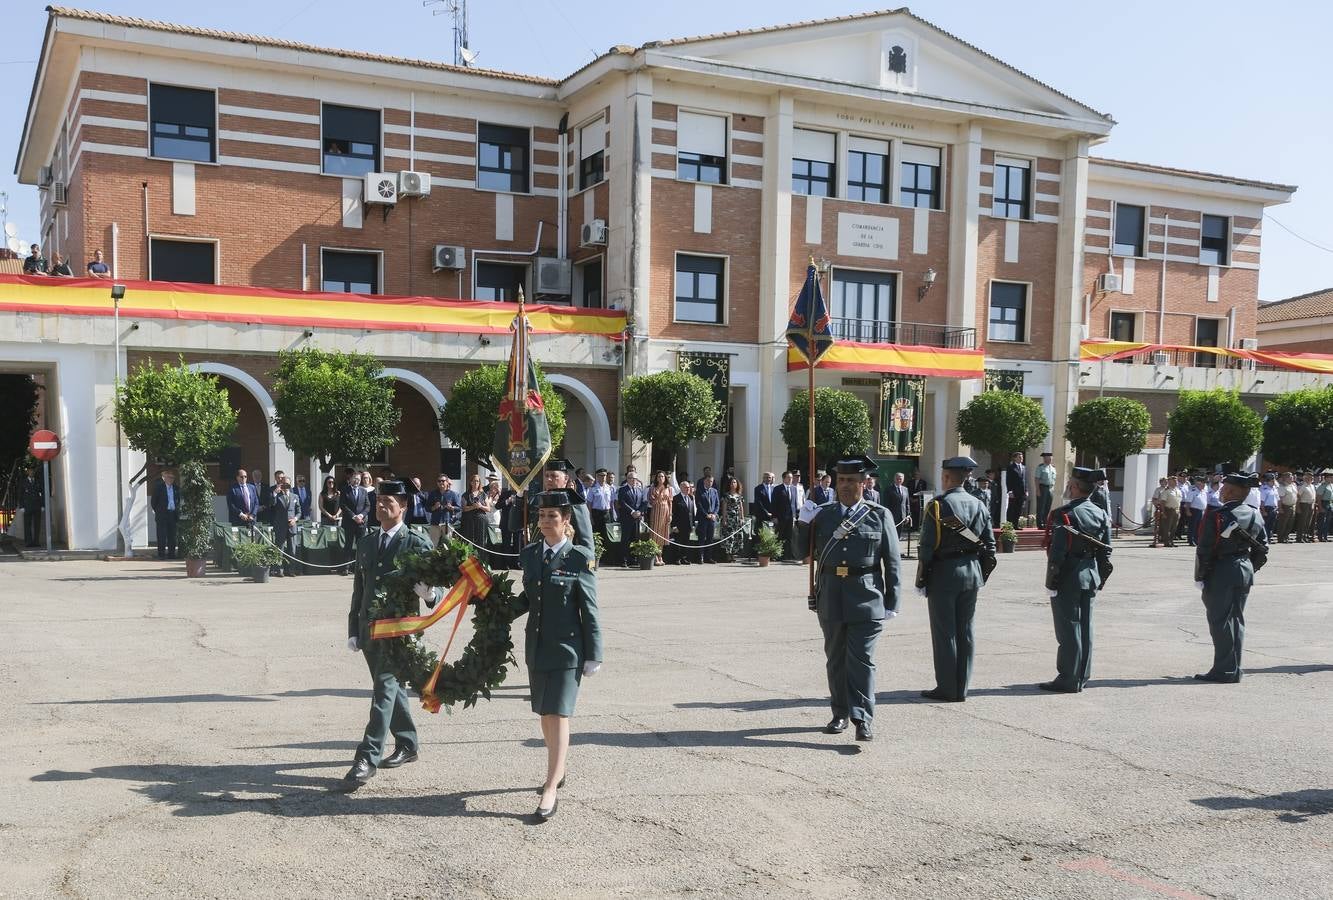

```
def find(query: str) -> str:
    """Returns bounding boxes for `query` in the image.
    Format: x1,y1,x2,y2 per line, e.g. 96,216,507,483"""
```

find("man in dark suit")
226,469,260,528
696,475,721,563
885,471,912,533
253,469,274,521
293,474,312,521
774,472,795,560
910,468,929,531
339,469,371,576
670,481,700,564
1004,451,1028,527
752,472,778,531
809,471,834,506
151,469,181,559
405,476,429,526
268,479,301,576
695,466,714,497
616,466,648,568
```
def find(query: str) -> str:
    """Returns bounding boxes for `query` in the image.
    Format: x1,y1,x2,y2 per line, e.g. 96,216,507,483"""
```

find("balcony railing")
1107,347,1280,372
829,317,976,350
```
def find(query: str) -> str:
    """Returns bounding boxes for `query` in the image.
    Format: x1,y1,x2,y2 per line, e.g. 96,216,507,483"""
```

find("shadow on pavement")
1192,788,1333,823
31,762,533,820
530,726,862,755
674,697,824,713
33,688,368,705
1244,664,1333,676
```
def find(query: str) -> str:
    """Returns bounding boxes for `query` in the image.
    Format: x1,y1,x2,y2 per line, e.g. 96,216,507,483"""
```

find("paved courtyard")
2,539,1330,899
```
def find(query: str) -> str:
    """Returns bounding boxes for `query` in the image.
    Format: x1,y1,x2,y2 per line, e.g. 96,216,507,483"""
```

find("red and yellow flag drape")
1080,340,1333,375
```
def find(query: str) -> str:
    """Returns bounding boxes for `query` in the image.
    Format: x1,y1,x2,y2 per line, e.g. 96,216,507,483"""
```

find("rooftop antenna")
424,0,476,67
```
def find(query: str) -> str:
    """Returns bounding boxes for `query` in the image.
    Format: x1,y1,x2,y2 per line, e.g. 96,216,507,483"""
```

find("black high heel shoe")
534,797,558,822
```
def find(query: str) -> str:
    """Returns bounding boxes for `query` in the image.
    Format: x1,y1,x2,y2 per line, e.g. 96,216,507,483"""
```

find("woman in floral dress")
720,475,747,562
647,470,673,566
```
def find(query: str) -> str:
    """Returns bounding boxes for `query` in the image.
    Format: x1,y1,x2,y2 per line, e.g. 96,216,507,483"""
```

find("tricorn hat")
830,454,878,476
942,456,978,471
546,457,576,473
1223,472,1260,488
376,480,409,497
536,490,573,509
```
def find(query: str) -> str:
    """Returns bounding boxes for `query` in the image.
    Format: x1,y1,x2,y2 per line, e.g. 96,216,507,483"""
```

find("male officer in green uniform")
511,458,594,553
343,480,438,787
795,455,901,741
916,456,995,702
1194,472,1267,683
1040,467,1113,693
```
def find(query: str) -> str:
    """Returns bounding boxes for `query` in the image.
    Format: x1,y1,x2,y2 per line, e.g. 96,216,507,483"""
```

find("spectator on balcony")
22,244,47,275
86,248,111,278
48,253,73,277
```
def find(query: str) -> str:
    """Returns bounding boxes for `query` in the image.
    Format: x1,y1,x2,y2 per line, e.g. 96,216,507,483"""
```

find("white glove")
413,581,439,608
1048,591,1059,600
914,585,928,598
884,610,899,619
1194,581,1205,591
346,637,360,652
582,661,602,677
797,499,820,524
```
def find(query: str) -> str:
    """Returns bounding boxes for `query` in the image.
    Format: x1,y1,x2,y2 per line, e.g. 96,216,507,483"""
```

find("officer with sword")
795,455,901,742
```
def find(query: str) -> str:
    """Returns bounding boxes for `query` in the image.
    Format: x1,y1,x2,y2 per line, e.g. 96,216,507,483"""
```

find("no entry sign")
29,430,60,461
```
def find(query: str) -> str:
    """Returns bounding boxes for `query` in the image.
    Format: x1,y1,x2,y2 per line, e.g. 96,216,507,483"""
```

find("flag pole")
517,286,530,542
807,259,818,603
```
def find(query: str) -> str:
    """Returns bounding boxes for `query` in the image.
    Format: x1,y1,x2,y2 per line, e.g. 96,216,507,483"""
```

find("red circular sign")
29,429,60,461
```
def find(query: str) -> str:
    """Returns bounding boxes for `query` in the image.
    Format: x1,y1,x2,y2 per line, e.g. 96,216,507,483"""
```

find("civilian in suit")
339,470,372,576
809,472,834,506
752,472,778,531
268,481,301,576
910,469,930,531
293,475,312,521
694,466,715,497
696,476,721,563
616,466,648,567
774,472,796,560
151,469,181,559
885,471,912,533
406,476,430,526
226,469,260,528
253,469,273,520
1004,451,1028,527
426,474,461,546
862,476,880,505
670,482,700,564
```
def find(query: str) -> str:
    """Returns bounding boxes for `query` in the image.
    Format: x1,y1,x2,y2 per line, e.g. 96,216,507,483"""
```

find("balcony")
1107,347,1280,372
829,317,976,349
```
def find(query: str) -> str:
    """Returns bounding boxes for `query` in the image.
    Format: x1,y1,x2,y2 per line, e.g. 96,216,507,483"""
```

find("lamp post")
111,283,126,555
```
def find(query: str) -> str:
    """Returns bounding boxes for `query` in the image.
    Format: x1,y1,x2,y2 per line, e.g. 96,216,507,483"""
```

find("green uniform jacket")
512,491,595,554
513,541,604,672
795,501,901,623
1196,500,1265,589
1046,496,1112,591
919,486,994,591
347,525,436,646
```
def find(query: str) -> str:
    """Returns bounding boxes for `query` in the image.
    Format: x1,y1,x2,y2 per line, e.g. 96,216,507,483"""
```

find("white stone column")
1050,136,1091,497
944,121,983,459
757,92,794,475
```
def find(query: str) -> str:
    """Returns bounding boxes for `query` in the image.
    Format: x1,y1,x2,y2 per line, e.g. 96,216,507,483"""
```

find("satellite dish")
7,237,22,254
459,46,479,65
3,222,17,238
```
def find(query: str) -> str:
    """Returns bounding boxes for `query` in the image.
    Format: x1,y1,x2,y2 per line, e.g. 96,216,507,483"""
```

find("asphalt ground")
1,537,1330,899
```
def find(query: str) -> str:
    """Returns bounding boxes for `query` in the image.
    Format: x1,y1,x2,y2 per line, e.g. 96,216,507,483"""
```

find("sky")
2,0,1330,301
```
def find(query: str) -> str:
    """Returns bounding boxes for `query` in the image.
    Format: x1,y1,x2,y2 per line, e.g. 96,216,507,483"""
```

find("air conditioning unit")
535,257,572,295
38,166,52,187
1150,351,1171,366
51,182,67,206
1098,273,1122,293
398,170,431,197
1240,338,1259,350
363,172,398,205
580,219,607,247
433,245,465,270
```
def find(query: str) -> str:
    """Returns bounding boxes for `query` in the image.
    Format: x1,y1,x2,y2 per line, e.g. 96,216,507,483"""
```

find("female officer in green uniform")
513,490,604,821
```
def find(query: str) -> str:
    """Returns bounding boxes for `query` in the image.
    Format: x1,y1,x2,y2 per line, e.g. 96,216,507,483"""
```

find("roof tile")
1258,288,1333,323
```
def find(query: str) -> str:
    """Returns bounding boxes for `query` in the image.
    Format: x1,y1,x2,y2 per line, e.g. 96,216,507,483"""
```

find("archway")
186,362,291,488
544,373,617,471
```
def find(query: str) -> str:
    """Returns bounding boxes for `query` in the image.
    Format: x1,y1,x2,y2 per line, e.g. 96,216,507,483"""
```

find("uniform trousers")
1261,506,1278,543
1050,589,1096,690
1276,505,1295,543
1201,576,1249,679
342,521,366,573
1319,507,1332,542
927,587,978,699
1295,502,1314,542
1158,508,1180,547
1036,485,1053,527
820,616,883,723
357,645,418,765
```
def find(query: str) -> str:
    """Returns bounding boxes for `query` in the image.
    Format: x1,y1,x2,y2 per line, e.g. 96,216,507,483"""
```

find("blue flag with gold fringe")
785,263,834,365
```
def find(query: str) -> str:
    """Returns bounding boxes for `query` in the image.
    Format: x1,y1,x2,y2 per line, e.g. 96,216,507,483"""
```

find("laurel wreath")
366,540,517,712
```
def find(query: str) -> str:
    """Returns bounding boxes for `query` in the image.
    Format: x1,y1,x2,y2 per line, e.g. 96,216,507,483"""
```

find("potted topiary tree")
780,388,873,468
621,370,720,475
753,529,784,568
177,461,215,577
628,538,659,570
231,538,283,582
999,521,1017,553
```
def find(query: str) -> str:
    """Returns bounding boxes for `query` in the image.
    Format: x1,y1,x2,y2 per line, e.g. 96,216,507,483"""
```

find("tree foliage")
1167,389,1263,470
271,348,400,472
780,388,873,464
621,371,720,466
958,391,1050,458
1263,386,1333,471
438,363,566,463
177,460,215,559
0,374,40,477
1065,396,1151,464
115,359,237,463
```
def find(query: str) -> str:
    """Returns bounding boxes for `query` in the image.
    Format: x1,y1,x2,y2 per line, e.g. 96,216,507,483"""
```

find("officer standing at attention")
1035,451,1057,526
795,455,901,741
343,480,438,787
1040,467,1113,693
511,458,594,553
1194,473,1267,683
916,456,995,702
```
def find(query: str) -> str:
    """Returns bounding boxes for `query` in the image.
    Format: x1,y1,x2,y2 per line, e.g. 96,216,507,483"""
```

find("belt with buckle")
833,565,874,577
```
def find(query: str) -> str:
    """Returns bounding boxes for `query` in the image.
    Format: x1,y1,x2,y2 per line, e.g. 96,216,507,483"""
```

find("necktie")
243,486,251,513
544,547,554,566
379,531,390,557
843,505,853,520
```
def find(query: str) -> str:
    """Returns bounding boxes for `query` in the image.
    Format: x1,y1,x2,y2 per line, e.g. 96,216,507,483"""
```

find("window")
792,129,836,197
831,269,897,342
676,111,727,185
478,124,529,193
674,254,725,324
149,84,215,163
1194,317,1222,367
847,137,888,203
322,104,380,177
992,157,1030,219
1200,214,1229,266
1110,311,1136,342
579,118,605,190
150,238,215,283
578,258,603,309
1113,204,1145,256
900,143,942,209
988,281,1028,342
321,250,378,294
476,262,526,301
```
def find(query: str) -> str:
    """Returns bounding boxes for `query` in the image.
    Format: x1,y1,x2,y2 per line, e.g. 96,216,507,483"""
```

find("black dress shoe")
381,745,418,768
919,688,964,702
853,720,873,741
534,798,558,822
825,716,849,734
1037,681,1080,693
343,756,376,784
1193,672,1240,684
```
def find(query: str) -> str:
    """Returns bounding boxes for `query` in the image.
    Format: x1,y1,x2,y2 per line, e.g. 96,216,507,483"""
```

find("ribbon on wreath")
369,556,494,712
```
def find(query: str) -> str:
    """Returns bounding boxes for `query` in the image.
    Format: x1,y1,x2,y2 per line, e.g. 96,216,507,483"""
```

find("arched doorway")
383,380,443,487
545,373,617,472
